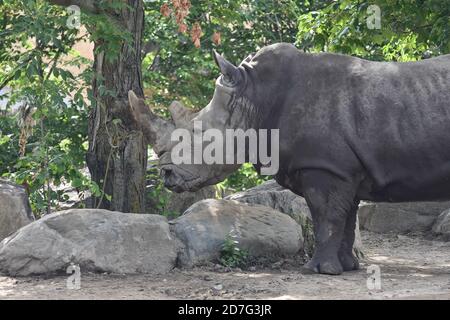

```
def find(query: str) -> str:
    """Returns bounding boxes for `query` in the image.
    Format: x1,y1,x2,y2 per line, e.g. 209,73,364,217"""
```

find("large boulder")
432,210,450,240
226,180,363,257
171,199,303,267
226,180,310,224
0,209,177,276
358,201,450,234
0,180,35,241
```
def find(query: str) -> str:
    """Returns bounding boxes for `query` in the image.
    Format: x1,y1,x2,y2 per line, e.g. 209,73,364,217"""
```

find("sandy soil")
1,231,449,300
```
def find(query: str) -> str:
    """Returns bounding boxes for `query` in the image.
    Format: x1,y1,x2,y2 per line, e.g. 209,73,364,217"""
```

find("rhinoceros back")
257,48,450,202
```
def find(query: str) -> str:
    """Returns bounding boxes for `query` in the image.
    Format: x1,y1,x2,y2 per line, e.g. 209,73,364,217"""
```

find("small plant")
220,231,248,268
146,165,181,219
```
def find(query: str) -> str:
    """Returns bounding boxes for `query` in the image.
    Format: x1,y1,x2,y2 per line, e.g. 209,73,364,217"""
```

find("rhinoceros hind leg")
339,250,360,271
304,256,344,275
338,201,360,271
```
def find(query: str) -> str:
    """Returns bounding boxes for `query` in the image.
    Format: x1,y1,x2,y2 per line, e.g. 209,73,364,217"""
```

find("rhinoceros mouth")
160,164,203,193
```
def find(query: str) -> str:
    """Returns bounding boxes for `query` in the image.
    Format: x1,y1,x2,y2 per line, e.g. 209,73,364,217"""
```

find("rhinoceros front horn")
128,90,175,155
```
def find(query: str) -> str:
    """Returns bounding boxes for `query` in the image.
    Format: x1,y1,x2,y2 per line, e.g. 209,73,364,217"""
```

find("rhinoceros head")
128,51,257,192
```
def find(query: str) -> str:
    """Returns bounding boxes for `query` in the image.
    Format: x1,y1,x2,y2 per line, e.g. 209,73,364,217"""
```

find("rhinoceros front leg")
300,169,358,275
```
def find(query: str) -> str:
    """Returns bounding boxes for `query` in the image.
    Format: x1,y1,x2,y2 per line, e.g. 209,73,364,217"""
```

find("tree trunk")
86,0,147,213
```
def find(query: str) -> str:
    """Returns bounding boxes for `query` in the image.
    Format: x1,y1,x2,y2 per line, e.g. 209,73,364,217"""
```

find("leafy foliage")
142,0,302,109
217,163,269,193
220,231,248,268
0,0,98,216
146,165,179,219
297,0,450,60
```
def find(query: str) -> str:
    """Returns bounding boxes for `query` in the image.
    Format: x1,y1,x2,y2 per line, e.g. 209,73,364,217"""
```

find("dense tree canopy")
0,0,93,214
297,0,450,60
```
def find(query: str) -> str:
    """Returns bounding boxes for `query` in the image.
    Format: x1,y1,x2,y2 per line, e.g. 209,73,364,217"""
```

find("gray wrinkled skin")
129,43,450,275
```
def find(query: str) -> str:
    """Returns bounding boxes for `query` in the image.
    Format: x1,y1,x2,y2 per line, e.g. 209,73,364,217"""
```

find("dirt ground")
0,231,449,300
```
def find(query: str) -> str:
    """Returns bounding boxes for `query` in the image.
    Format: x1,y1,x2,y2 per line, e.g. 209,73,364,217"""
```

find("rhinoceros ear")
213,50,241,86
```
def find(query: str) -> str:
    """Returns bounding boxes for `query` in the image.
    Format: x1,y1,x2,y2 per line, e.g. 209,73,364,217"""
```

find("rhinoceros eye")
221,74,237,87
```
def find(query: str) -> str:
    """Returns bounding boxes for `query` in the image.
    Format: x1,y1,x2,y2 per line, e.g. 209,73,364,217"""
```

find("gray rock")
0,180,35,241
164,187,217,217
358,201,450,234
171,199,303,267
0,209,177,276
226,180,363,257
226,180,310,224
432,210,450,238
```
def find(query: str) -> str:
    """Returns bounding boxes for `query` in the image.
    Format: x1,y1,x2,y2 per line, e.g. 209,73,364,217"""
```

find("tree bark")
44,1,148,213
86,0,147,213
